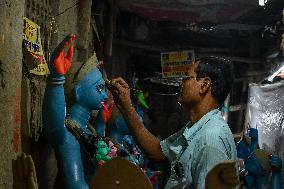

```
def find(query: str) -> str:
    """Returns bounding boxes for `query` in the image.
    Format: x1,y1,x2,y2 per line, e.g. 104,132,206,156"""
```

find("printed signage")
23,17,49,75
161,50,195,78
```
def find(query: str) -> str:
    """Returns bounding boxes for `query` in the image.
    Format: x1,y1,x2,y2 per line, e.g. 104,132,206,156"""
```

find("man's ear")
199,77,211,94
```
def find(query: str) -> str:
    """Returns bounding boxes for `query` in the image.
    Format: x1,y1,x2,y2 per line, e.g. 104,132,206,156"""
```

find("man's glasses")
181,75,196,82
178,76,196,86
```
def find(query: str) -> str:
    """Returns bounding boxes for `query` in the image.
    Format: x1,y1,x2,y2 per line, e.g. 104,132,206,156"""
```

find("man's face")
180,62,200,106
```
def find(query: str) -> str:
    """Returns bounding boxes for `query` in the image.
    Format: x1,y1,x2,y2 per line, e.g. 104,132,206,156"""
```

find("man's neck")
187,100,219,125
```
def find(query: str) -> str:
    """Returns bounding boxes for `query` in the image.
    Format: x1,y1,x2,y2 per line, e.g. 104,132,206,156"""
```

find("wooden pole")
0,0,25,187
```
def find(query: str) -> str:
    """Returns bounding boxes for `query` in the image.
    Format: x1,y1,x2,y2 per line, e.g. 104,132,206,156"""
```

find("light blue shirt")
160,109,237,189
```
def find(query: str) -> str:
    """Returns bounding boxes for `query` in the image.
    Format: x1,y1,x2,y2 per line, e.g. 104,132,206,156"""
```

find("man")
108,57,237,189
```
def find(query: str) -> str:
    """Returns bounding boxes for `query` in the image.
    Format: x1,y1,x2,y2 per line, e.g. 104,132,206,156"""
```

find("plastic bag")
245,81,284,178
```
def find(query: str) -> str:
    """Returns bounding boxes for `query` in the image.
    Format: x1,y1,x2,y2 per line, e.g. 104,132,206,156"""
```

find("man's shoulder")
198,116,235,147
202,116,229,134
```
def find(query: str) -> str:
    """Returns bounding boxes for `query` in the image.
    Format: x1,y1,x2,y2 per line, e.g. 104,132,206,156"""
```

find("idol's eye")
96,84,105,93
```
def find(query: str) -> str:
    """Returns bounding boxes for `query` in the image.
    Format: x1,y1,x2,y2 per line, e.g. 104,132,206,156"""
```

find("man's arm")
108,77,165,161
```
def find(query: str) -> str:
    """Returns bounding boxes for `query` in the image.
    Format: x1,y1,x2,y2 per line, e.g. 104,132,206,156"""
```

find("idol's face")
76,68,108,110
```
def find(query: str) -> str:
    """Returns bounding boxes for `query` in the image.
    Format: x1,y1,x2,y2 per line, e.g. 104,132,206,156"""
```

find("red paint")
101,93,113,124
12,87,21,153
54,34,75,74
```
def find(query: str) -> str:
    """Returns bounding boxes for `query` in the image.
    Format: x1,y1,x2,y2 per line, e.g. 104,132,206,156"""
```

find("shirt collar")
182,109,220,141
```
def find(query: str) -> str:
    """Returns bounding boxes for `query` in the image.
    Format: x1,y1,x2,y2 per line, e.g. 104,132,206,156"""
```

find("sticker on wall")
161,50,195,78
23,17,49,75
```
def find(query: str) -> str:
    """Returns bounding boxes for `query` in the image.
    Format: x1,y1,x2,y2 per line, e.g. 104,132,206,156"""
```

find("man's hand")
206,160,239,189
107,77,132,111
50,34,75,76
106,77,164,161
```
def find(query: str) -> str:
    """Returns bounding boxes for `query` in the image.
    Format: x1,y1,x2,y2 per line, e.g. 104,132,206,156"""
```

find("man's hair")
195,56,234,105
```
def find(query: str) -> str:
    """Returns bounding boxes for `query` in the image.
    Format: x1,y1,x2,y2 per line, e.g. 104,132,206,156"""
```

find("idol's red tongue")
101,102,109,112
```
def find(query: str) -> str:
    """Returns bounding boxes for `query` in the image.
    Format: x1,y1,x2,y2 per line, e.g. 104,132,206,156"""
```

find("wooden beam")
214,23,263,31
114,39,263,64
114,39,162,52
245,70,266,77
229,104,246,112
234,73,266,82
198,53,264,64
77,0,92,61
114,39,230,53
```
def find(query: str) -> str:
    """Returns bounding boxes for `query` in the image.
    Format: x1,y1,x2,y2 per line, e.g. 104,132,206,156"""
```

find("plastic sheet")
245,81,284,180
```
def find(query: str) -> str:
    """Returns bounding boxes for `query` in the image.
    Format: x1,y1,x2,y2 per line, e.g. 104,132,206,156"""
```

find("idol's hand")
49,34,75,77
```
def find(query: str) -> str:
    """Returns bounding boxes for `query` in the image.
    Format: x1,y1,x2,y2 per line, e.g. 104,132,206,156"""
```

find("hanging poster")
161,50,195,78
23,17,49,75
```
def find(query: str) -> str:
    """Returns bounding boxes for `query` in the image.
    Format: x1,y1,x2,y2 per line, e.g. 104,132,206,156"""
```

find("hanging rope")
43,1,79,62
54,1,79,18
